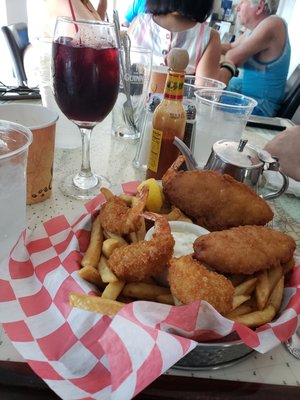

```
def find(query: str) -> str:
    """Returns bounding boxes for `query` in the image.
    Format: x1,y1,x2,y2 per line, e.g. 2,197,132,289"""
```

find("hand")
264,125,300,181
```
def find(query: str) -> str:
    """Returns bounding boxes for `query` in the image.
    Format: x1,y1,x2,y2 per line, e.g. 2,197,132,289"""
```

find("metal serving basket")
173,334,254,370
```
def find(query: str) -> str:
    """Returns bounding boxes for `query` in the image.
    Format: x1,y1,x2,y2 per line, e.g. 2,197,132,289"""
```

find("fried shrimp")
99,186,148,235
108,212,175,282
168,255,234,315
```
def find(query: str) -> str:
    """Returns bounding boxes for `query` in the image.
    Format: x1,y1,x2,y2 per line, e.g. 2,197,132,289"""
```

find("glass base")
60,173,111,200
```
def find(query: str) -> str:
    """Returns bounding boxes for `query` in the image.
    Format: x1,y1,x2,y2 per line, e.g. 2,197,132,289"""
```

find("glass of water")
0,120,32,264
193,89,257,168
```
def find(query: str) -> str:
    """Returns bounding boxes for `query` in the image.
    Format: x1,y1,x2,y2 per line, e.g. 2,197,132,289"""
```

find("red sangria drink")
51,17,120,199
53,39,119,124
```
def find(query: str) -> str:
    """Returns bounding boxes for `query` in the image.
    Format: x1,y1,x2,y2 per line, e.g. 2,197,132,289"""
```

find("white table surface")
0,102,299,388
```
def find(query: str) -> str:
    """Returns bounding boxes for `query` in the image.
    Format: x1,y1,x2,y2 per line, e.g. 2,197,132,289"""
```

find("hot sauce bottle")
146,48,189,180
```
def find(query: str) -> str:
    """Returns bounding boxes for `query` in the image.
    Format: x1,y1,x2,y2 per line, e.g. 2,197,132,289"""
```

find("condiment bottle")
146,48,189,180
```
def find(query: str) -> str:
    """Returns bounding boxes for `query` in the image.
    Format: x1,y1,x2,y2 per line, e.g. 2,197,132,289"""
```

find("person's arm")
221,30,247,55
195,29,222,79
195,29,232,86
97,0,107,20
196,29,243,86
224,17,284,66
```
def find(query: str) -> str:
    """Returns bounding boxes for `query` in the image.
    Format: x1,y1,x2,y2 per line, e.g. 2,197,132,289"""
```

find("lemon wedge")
137,178,163,212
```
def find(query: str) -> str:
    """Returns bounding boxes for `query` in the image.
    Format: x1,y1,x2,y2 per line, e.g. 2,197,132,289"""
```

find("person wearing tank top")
222,0,291,117
128,0,232,82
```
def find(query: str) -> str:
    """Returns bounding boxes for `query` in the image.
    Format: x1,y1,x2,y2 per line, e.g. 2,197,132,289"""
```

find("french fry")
162,207,182,221
141,276,156,285
102,238,126,258
234,277,257,296
81,214,103,269
136,217,146,241
255,270,270,310
243,296,258,311
176,214,193,223
226,304,253,319
123,282,171,301
268,265,283,292
282,258,295,275
227,274,247,287
268,275,284,312
232,294,251,310
232,304,276,328
173,296,182,306
102,281,125,300
98,256,119,283
156,294,175,305
129,232,138,243
103,231,128,246
78,265,105,289
117,294,135,304
70,292,124,316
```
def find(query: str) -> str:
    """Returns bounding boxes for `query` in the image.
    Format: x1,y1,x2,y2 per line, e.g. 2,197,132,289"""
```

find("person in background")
25,0,107,86
27,0,105,40
128,0,234,83
96,0,107,20
221,0,291,117
122,0,147,27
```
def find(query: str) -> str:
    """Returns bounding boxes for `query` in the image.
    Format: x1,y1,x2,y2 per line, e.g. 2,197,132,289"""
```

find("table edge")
0,361,299,400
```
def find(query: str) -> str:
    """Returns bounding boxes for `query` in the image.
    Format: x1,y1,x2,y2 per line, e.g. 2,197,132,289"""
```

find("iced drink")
0,122,32,263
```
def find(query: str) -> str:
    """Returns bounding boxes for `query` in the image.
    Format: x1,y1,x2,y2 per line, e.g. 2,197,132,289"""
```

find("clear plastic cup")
0,120,32,263
193,89,257,168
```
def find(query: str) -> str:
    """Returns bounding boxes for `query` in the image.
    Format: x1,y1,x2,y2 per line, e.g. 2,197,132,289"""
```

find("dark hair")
145,0,215,23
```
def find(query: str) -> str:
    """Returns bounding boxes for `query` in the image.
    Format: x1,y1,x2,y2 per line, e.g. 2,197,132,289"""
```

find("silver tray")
173,334,254,370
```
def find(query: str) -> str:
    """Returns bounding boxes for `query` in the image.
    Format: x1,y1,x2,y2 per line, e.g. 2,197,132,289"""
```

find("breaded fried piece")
100,186,148,235
162,157,273,231
168,255,234,315
108,212,174,282
193,225,296,275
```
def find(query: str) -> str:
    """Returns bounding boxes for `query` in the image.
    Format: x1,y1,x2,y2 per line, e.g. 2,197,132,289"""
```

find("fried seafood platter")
70,179,297,332
162,156,274,231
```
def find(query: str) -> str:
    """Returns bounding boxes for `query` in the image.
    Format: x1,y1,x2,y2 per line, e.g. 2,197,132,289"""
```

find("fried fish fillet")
162,157,273,231
168,255,234,315
193,225,296,275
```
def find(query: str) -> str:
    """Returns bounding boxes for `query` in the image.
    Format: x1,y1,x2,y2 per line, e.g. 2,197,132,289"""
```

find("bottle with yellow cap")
146,48,189,180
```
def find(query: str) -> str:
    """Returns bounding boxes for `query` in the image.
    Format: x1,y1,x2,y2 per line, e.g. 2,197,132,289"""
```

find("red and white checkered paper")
0,181,300,400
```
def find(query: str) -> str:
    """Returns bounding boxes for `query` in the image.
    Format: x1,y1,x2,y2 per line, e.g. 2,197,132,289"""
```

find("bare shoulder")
257,15,286,35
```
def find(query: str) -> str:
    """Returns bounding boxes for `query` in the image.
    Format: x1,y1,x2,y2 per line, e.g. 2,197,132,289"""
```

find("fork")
113,10,137,133
121,32,138,131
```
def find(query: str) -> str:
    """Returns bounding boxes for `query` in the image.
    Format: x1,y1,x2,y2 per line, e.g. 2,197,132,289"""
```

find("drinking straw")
68,0,79,32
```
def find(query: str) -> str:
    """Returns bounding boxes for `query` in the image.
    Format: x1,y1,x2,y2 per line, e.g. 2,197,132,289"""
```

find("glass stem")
79,127,93,178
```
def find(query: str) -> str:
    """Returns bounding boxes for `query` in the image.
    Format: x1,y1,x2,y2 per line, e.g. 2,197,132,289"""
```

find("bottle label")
164,72,184,100
147,128,163,173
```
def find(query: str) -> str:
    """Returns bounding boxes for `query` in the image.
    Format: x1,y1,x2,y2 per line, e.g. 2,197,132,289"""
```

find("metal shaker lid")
212,139,263,168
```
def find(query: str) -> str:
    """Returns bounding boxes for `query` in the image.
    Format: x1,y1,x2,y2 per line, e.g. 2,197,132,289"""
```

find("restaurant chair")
1,22,29,88
1,22,40,99
276,64,300,120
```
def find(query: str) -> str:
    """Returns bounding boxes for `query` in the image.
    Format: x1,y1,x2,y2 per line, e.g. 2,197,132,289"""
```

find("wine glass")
51,17,120,199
